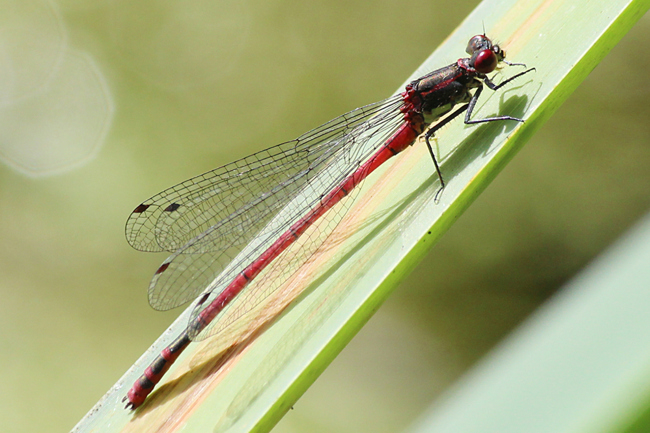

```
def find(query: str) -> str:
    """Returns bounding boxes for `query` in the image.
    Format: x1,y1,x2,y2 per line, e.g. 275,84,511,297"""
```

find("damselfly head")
466,34,507,74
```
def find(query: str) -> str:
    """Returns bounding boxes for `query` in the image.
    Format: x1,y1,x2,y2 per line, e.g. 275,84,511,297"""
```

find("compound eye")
473,49,498,73
466,34,490,55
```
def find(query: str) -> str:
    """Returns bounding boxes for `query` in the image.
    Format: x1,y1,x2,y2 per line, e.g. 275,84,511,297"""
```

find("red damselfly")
123,34,534,409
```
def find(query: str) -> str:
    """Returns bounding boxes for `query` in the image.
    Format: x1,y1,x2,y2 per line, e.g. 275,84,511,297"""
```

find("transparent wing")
129,95,405,311
187,106,406,341
125,95,403,254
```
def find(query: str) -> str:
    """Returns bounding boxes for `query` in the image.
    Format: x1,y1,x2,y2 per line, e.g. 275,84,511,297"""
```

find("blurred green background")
0,1,649,432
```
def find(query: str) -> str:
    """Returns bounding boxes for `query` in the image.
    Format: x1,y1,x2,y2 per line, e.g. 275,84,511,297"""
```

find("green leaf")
405,212,650,433
72,0,650,431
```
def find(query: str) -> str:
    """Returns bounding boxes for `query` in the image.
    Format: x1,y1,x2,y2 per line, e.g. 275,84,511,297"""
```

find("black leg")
483,67,536,91
424,103,470,188
464,82,527,125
